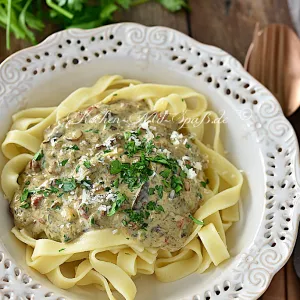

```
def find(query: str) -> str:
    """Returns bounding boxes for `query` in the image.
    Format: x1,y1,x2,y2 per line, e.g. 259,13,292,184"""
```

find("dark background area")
0,0,299,299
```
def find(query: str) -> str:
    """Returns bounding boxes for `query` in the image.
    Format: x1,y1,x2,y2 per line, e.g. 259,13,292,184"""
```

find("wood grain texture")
189,0,294,63
0,24,58,63
261,267,286,300
114,2,188,33
286,256,300,300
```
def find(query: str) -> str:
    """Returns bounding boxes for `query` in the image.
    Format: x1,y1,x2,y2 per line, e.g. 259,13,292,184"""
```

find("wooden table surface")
0,0,299,299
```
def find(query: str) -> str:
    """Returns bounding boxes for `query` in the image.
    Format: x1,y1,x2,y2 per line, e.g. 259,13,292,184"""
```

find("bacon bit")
31,195,44,208
176,218,185,229
38,218,45,224
184,180,190,191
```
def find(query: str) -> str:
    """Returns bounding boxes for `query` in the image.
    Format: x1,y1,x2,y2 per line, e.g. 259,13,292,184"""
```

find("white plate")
0,23,299,300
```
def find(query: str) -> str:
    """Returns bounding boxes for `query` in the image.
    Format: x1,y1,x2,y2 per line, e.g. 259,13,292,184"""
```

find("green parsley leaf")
185,143,191,149
200,179,209,188
65,145,80,150
90,217,95,225
146,201,156,210
197,192,203,199
110,160,122,174
189,214,204,225
124,132,131,140
21,189,29,202
107,193,127,216
155,205,164,212
58,248,66,252
75,165,80,173
62,178,77,192
64,234,71,242
159,169,171,179
113,178,119,188
104,149,111,153
81,179,92,189
33,150,43,161
148,188,155,195
155,135,161,140
20,203,30,209
25,181,30,186
155,185,163,199
83,160,91,169
60,159,69,166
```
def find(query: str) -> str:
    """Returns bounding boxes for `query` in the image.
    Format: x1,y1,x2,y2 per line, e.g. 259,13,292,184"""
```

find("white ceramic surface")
0,23,299,300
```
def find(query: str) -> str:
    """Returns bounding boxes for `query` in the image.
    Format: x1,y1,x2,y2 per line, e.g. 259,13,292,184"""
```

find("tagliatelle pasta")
1,75,243,300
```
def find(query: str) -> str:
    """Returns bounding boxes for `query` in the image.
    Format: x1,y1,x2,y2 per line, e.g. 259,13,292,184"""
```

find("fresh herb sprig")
2,0,188,50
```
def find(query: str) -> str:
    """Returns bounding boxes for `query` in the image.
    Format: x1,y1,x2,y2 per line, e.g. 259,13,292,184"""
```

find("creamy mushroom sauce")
11,100,208,251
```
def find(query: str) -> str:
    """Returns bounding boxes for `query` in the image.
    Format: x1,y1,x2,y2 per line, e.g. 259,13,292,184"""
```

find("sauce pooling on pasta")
11,100,208,251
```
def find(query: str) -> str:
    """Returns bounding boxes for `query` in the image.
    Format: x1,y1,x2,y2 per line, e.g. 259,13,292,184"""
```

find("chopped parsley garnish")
110,160,122,174
171,175,183,194
123,209,149,228
145,140,155,154
155,185,164,199
20,203,30,209
159,169,171,179
58,248,66,252
104,149,112,153
80,179,92,189
25,181,30,186
197,192,202,199
110,157,153,191
33,150,43,161
155,135,161,140
85,128,99,134
65,145,80,150
61,178,77,192
75,165,80,173
60,159,69,166
49,186,59,193
185,143,191,149
146,201,164,212
107,193,127,216
122,219,128,226
105,187,111,192
113,93,118,96
21,189,29,202
148,188,155,195
64,235,71,242
83,160,91,169
124,132,131,140
90,217,95,225
200,179,209,188
189,214,204,225
113,178,119,188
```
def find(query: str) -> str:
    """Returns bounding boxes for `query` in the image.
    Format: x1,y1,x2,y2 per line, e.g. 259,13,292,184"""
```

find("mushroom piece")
132,181,149,209
65,129,83,141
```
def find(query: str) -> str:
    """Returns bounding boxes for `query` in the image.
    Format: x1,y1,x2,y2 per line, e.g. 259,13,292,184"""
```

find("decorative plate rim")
0,22,299,300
